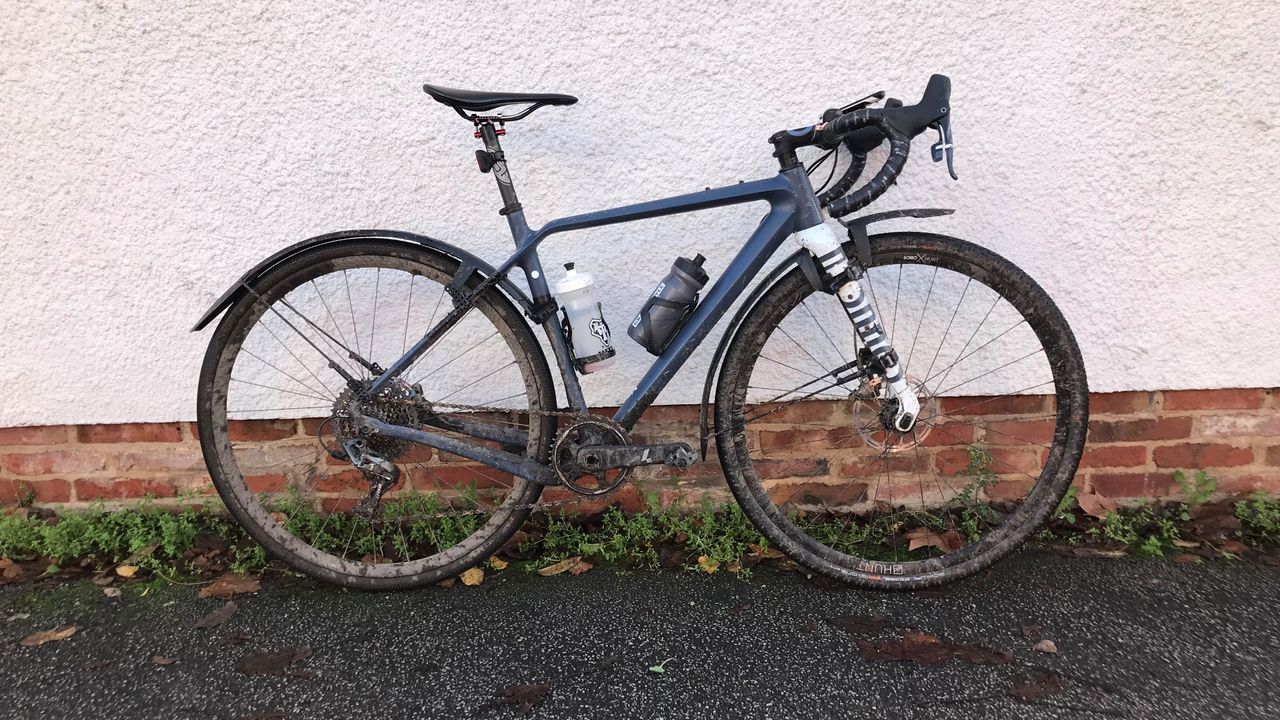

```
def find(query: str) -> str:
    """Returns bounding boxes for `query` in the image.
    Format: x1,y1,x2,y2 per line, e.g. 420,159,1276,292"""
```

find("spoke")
892,264,902,339
413,331,500,386
742,378,847,425
928,294,1000,392
748,385,848,400
402,274,416,355
776,324,834,379
936,345,1045,397
904,266,938,376
240,347,335,401
230,377,331,403
369,267,381,362
800,298,850,368
343,270,362,361
435,362,517,403
471,391,528,410
918,413,1059,449
757,353,830,384
242,284,359,384
311,280,354,354
926,423,1046,485
229,405,331,414
257,313,350,390
922,278,971,383
917,380,1054,420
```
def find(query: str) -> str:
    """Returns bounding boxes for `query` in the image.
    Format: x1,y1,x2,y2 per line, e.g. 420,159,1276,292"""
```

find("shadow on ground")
2,550,1278,719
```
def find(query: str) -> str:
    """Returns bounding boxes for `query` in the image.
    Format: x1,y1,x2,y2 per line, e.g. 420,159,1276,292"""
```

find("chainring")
552,416,632,496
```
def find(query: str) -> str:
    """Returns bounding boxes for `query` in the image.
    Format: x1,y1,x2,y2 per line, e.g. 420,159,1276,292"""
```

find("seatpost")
474,120,523,217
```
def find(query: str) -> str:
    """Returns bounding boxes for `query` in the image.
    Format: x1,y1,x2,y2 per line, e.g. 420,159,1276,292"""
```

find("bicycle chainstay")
351,398,630,521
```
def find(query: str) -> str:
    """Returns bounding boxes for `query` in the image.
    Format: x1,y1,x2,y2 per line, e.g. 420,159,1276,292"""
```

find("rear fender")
190,229,532,332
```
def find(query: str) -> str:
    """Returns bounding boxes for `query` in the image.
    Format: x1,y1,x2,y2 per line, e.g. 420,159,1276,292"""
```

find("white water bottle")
553,262,615,373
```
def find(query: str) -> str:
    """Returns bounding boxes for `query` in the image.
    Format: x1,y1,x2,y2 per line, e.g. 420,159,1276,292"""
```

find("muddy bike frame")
356,122,838,485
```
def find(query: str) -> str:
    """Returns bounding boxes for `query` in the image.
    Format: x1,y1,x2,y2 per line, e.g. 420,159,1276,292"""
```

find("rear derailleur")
342,438,401,521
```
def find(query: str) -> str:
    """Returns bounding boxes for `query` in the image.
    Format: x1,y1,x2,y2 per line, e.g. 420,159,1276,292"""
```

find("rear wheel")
715,232,1088,588
197,241,556,590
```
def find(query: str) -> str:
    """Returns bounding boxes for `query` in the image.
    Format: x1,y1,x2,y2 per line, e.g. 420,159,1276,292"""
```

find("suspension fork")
794,222,920,431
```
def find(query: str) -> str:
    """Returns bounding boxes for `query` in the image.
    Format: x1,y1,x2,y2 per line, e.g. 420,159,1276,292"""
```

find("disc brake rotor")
851,374,938,452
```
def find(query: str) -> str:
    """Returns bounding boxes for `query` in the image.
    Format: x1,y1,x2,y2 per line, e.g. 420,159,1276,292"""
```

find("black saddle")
423,83,577,121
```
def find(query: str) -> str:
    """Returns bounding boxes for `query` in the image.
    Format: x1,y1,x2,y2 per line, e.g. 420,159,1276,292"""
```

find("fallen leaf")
537,556,590,577
194,601,238,629
1008,670,1065,703
827,615,889,634
488,682,551,713
905,528,964,553
1172,539,1200,549
1172,553,1202,565
857,629,1013,666
726,562,742,574
460,567,485,586
648,657,674,674
236,646,314,678
1071,547,1127,559
488,557,509,571
115,565,140,578
20,625,78,647
1076,492,1116,519
1218,539,1248,555
674,531,689,544
568,558,593,576
658,546,690,568
747,543,784,559
0,558,22,581
222,630,253,646
90,572,114,586
102,587,122,599
437,578,456,589
1033,639,1058,654
697,556,719,574
198,573,260,600
1020,624,1043,643
153,655,177,665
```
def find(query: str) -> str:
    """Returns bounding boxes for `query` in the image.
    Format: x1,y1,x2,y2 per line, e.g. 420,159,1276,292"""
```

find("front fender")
190,229,533,332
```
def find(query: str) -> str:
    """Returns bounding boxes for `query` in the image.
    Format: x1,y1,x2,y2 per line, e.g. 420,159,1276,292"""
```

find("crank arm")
575,442,696,472
358,416,556,485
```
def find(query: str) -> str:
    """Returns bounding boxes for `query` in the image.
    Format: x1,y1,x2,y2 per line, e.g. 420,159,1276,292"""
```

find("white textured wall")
1,0,1278,427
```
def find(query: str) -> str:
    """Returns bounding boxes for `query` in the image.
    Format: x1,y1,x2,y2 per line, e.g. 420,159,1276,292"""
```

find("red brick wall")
1,388,1276,510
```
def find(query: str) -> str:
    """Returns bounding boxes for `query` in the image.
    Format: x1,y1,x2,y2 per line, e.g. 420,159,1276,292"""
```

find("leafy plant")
1174,470,1216,508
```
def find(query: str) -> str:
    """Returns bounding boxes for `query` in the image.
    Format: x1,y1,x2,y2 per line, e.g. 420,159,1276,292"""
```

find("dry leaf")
198,573,261,600
194,601,238,629
1218,539,1248,554
20,625,78,647
1071,547,1127,558
1076,492,1116,519
747,543,784,559
1172,539,1200,549
102,587,122,599
489,682,551,713
115,565,140,578
1172,553,1202,565
460,567,485,586
858,629,1013,666
0,557,22,581
726,562,741,574
1033,639,1058,654
436,578,456,589
488,557,508,571
153,655,177,665
537,556,590,577
904,528,965,553
236,646,314,678
697,555,720,574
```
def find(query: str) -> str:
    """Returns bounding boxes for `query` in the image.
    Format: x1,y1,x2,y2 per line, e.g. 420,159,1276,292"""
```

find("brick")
0,478,72,504
1152,443,1253,469
754,458,829,479
1214,473,1280,496
117,448,205,473
74,478,176,500
245,473,288,493
940,394,1046,416
228,420,297,442
409,464,515,491
984,419,1057,445
767,480,868,507
935,447,1040,476
1078,444,1147,468
984,478,1036,501
1090,472,1175,498
637,404,699,425
2,450,106,476
752,400,841,426
757,427,860,452
1196,414,1280,438
919,422,976,447
839,455,920,477
1163,388,1265,411
1088,391,1155,415
0,425,71,446
1088,417,1193,443
1266,446,1280,466
77,423,182,444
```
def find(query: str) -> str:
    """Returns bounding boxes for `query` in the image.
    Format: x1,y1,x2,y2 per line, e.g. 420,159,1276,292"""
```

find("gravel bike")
194,75,1088,589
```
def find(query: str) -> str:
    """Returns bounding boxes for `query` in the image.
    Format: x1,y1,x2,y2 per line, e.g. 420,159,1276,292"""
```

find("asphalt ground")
2,550,1278,719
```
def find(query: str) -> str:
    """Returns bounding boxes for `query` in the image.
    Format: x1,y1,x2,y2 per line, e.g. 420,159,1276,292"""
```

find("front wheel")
715,232,1088,589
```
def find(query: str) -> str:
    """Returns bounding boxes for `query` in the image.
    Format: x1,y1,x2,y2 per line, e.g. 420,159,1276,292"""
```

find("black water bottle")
628,254,708,355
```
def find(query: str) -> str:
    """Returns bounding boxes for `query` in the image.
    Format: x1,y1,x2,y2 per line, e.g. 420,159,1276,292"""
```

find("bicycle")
193,74,1088,590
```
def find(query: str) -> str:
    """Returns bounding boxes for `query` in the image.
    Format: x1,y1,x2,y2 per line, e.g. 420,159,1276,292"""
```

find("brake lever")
930,114,957,180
